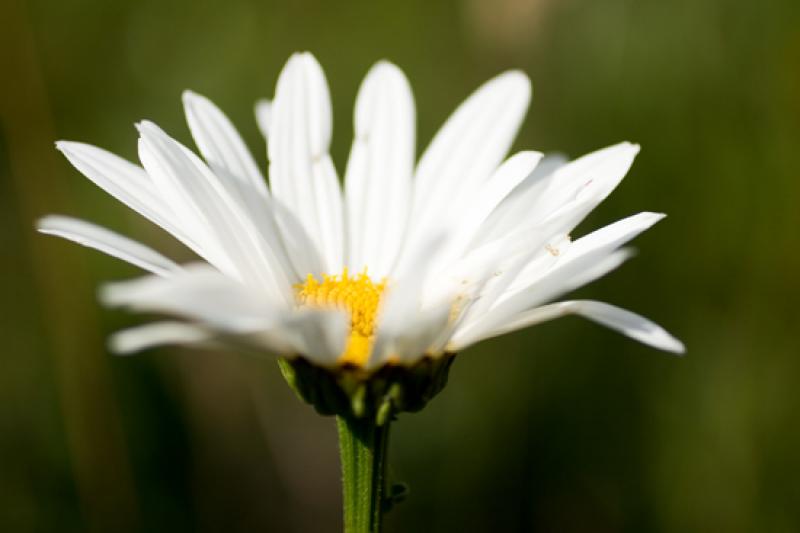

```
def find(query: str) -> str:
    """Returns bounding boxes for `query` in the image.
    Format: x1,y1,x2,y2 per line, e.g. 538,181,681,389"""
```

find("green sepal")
279,354,456,424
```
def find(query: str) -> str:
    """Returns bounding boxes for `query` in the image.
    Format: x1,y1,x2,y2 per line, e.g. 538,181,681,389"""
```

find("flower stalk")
337,415,391,533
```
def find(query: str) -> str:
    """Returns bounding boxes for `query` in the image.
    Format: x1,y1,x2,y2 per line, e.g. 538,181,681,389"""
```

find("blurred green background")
1,0,799,531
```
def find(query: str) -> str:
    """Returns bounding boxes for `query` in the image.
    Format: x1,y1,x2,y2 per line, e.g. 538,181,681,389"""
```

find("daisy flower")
38,51,684,531
38,52,683,397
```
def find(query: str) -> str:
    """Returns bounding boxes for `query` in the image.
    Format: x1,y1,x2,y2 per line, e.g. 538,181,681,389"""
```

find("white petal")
137,120,293,304
269,199,325,280
503,247,636,320
283,310,348,366
136,131,233,275
452,248,635,348
404,70,531,258
183,90,269,199
503,211,665,299
459,208,663,336
101,264,278,331
183,91,303,285
110,321,211,354
473,143,638,251
369,301,452,368
476,300,685,354
533,142,639,221
109,313,340,361
268,52,344,275
450,197,596,328
345,61,415,278
370,234,453,366
560,212,665,264
422,151,542,279
459,151,543,236
37,215,181,276
255,99,272,139
472,153,567,246
451,245,546,340
102,266,349,362
380,234,447,329
56,141,193,246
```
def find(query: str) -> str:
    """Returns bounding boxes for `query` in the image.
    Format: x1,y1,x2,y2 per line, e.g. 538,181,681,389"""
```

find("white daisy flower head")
38,52,684,420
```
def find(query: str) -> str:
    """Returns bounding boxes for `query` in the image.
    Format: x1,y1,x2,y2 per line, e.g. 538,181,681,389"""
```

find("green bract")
279,355,456,425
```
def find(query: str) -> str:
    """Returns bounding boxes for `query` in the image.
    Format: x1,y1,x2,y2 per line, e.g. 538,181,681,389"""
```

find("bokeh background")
1,0,799,531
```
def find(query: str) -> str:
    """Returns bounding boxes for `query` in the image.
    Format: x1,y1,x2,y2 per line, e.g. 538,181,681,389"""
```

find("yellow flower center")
295,269,387,366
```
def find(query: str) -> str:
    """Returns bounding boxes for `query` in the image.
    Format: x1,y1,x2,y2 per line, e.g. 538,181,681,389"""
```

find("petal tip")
659,335,686,355
371,59,402,77
135,120,166,141
55,140,80,154
97,283,122,307
297,51,321,69
643,211,668,224
107,334,139,356
624,141,641,153
181,89,201,107
35,214,60,232
499,70,532,98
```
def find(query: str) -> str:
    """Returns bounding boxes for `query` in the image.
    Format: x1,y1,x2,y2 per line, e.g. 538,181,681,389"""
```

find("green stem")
337,416,391,533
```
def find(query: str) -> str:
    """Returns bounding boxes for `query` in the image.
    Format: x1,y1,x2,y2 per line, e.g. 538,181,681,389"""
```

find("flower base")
278,354,456,425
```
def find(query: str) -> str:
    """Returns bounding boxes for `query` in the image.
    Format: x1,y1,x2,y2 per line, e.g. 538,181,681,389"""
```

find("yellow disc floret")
295,269,387,366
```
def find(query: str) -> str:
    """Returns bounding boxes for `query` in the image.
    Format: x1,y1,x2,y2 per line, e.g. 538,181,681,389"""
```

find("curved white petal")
102,265,348,363
472,143,639,252
269,52,344,275
533,142,639,222
56,141,194,246
452,247,635,348
506,246,635,316
370,234,454,366
369,301,451,368
457,151,543,238
137,120,293,304
403,70,531,259
378,234,446,328
283,310,349,366
449,197,595,329
473,300,685,354
345,61,415,278
564,211,664,260
505,211,665,298
110,321,212,354
109,319,302,357
183,91,304,286
37,215,181,276
423,150,542,279
183,90,269,199
101,264,277,332
472,153,567,246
